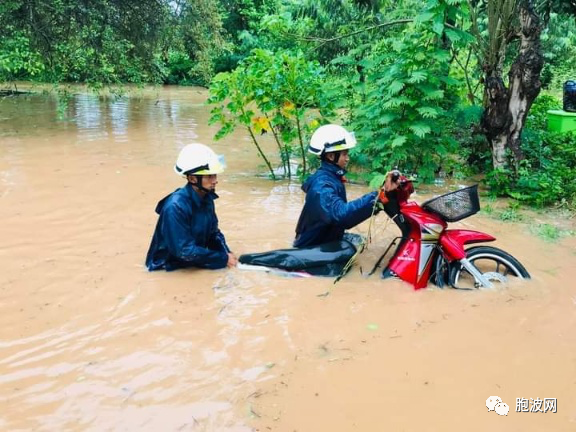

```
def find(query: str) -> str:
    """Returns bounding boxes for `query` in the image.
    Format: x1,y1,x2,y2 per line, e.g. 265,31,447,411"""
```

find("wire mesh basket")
421,185,480,222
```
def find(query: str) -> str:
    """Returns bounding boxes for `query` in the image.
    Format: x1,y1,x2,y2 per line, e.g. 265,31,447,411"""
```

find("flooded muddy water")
1,85,575,432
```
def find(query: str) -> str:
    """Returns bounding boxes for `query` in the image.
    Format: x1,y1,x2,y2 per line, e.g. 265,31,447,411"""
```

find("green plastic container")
547,110,576,133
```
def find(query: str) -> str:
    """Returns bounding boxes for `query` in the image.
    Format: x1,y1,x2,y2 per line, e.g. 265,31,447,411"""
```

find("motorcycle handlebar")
386,172,415,203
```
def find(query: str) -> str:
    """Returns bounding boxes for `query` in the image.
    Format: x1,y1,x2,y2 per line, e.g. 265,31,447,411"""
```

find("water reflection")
0,91,204,150
109,99,129,141
74,94,105,141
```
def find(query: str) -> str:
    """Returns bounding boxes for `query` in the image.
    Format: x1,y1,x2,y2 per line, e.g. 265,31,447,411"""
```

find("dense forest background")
1,0,576,209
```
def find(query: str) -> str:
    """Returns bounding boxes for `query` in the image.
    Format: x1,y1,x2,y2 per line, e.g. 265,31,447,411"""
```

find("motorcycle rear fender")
440,230,496,260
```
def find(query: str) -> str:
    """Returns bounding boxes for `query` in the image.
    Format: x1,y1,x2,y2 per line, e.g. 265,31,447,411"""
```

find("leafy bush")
331,0,474,183
0,32,44,81
453,104,490,174
531,223,562,242
525,94,562,130
485,93,576,209
164,51,195,85
485,130,576,208
207,48,336,179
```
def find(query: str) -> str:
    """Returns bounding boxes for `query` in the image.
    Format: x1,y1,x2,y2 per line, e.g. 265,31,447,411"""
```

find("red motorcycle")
372,173,530,290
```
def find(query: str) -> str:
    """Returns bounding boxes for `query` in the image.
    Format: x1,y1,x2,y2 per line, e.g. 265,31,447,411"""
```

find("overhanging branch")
302,19,413,44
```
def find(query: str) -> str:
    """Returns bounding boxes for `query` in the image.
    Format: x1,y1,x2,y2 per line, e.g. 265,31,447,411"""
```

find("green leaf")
331,55,358,66
358,58,375,69
409,123,432,138
444,29,461,42
390,136,407,148
417,107,440,118
408,70,428,83
432,21,445,35
387,80,405,96
440,76,460,86
369,174,387,189
415,12,435,24
379,113,398,125
423,90,445,100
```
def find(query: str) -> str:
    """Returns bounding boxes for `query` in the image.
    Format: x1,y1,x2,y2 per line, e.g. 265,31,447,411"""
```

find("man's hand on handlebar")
384,170,402,192
377,171,402,205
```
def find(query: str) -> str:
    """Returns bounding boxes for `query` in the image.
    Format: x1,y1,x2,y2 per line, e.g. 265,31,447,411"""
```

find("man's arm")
318,183,377,229
211,230,238,268
161,204,229,269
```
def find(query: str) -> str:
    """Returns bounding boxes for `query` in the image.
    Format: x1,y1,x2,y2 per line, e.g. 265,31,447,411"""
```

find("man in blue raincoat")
294,124,399,248
145,143,238,271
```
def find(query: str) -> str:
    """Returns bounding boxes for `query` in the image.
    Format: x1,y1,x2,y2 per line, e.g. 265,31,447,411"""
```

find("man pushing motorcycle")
293,123,401,248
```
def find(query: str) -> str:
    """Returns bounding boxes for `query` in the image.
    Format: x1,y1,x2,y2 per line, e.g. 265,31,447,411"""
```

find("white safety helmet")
308,124,357,156
174,143,225,177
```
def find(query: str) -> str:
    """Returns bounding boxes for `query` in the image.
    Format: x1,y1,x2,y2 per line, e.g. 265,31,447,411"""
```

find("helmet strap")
323,151,342,165
187,174,212,195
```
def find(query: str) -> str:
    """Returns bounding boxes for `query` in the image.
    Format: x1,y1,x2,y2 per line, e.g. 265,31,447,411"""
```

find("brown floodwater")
1,85,575,432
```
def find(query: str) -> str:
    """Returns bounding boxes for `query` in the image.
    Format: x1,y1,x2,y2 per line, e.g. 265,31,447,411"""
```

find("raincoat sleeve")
318,183,377,229
161,202,228,269
210,229,231,254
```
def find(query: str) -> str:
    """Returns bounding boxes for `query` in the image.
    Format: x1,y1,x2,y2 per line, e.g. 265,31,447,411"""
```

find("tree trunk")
480,0,544,171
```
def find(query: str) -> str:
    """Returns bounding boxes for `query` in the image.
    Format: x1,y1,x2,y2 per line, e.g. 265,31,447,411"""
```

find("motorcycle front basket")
421,184,480,222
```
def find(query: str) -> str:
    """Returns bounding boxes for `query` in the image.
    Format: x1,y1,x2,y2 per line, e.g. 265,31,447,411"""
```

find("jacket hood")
155,193,172,214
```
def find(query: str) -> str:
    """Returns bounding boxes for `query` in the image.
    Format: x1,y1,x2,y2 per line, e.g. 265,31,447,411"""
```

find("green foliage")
539,13,576,93
0,0,168,86
164,51,196,85
1,0,575,212
452,104,491,173
207,48,336,179
0,32,44,81
530,223,562,242
498,201,523,222
336,0,472,182
486,94,576,209
485,128,576,208
216,0,279,70
525,93,562,130
481,202,495,216
0,0,230,87
176,0,228,86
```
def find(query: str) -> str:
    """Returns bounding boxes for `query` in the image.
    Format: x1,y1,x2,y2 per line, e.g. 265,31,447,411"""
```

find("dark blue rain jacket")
293,161,377,248
145,183,230,271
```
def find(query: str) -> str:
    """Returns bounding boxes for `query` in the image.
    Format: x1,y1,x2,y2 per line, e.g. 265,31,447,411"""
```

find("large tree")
471,0,544,170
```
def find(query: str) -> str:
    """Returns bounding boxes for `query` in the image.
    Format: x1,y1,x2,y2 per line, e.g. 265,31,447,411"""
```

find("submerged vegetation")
1,0,575,210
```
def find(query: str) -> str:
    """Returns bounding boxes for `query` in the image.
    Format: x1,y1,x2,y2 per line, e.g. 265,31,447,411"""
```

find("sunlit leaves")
390,136,408,148
407,70,428,83
417,106,440,118
409,123,432,137
0,33,44,79
387,80,405,95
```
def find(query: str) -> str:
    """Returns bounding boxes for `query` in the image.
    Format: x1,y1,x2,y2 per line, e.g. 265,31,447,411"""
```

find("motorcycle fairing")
440,230,496,260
